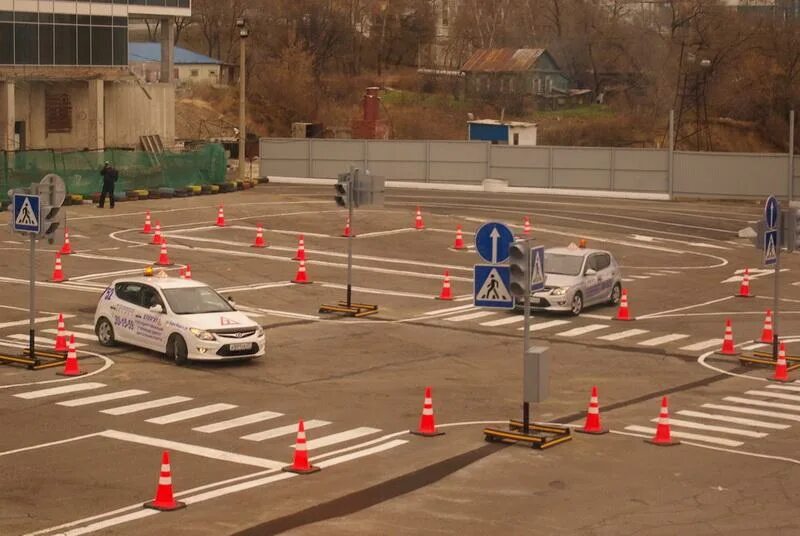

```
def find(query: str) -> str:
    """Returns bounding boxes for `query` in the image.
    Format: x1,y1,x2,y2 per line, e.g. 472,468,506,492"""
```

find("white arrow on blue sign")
474,222,514,264
765,195,779,230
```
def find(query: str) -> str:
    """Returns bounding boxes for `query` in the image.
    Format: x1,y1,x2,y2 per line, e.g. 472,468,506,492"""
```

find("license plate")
229,342,252,351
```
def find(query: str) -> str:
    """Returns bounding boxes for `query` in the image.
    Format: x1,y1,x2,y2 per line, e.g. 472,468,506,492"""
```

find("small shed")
468,120,537,146
129,43,230,84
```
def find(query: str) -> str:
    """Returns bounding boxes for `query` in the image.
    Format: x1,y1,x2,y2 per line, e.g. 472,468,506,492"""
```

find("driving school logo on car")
220,317,240,326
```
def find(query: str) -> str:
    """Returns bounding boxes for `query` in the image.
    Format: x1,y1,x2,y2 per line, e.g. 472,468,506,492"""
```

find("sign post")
764,195,780,360
12,190,43,366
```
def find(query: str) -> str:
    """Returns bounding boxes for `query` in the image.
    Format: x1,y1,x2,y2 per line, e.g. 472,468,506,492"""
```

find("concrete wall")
673,151,789,198
105,82,175,147
14,81,90,150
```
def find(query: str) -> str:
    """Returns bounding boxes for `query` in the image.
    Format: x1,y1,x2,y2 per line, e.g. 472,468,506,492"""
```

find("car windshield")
544,253,585,276
162,287,235,315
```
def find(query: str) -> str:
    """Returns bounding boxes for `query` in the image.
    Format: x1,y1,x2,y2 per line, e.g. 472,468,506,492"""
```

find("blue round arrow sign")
474,222,515,264
765,196,779,229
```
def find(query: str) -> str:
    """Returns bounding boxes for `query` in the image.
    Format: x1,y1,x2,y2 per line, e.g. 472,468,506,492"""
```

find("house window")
534,77,543,95
513,133,519,145
191,69,199,77
45,93,72,134
209,70,217,78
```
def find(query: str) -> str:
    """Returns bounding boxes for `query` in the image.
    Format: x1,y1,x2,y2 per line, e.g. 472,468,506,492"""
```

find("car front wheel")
570,292,583,316
95,318,116,347
168,334,189,366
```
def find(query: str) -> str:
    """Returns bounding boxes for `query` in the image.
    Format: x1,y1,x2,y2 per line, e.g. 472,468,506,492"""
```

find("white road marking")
75,324,96,330
623,425,743,447
241,419,331,442
628,275,651,280
222,225,331,238
725,397,800,412
101,396,193,415
193,411,284,433
294,427,381,450
446,311,498,322
320,283,436,300
42,329,96,341
645,272,666,276
676,410,789,430
746,390,800,402
653,418,767,438
705,403,800,421
57,390,149,407
145,403,238,425
520,320,571,332
219,282,297,293
766,384,800,393
480,315,525,327
353,228,417,238
8,334,86,348
424,304,475,315
742,343,767,350
556,324,609,337
581,314,612,320
0,432,103,459
314,439,407,468
597,329,649,341
637,296,735,320
0,315,66,329
658,270,681,274
14,382,106,399
621,278,635,282
680,339,723,351
637,333,689,346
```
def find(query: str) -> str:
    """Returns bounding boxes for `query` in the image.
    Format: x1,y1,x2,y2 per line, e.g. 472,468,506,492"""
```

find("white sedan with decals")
94,276,266,365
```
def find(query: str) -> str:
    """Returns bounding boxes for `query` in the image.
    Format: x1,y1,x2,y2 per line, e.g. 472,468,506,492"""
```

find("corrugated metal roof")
129,43,223,65
461,48,546,72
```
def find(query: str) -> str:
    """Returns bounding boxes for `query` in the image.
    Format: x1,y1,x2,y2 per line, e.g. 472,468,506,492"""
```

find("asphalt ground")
1,185,799,535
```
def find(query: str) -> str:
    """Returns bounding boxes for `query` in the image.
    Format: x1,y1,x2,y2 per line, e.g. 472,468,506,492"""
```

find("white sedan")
94,276,265,365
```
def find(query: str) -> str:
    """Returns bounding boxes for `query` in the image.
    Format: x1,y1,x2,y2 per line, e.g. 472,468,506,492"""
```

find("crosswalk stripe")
42,329,96,341
724,397,800,413
766,384,800,393
645,272,666,276
746,390,800,402
101,396,193,415
623,425,743,447
556,324,608,337
241,419,331,442
621,278,635,282
14,382,106,399
193,411,284,433
75,324,95,330
146,403,238,424
0,315,63,329
628,275,651,280
519,320,571,332
314,439,408,468
652,418,767,438
446,311,498,322
637,333,689,346
741,343,767,351
294,427,381,450
8,334,86,348
597,329,649,341
480,315,525,327
679,339,723,351
424,304,474,316
659,270,681,275
677,410,789,430
706,403,800,422
57,389,149,407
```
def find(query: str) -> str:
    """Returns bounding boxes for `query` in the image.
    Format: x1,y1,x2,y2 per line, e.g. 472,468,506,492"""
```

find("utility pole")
237,18,249,181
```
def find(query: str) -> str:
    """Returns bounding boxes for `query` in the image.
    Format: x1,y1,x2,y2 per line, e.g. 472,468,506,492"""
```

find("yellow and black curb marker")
483,419,572,450
0,348,67,370
753,350,800,363
739,354,800,372
319,302,379,318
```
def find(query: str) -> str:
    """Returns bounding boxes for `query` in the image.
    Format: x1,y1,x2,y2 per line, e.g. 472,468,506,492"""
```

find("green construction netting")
1,144,227,202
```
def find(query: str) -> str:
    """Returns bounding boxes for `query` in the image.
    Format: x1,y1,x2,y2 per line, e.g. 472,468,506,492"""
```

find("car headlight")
189,328,216,341
551,287,568,296
255,326,264,337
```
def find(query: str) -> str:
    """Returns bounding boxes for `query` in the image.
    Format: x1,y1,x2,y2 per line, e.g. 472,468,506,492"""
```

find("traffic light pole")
346,175,354,309
28,234,38,367
773,241,780,361
522,246,532,435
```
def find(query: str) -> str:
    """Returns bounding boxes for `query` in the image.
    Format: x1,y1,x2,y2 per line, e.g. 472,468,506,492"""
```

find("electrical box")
523,346,550,403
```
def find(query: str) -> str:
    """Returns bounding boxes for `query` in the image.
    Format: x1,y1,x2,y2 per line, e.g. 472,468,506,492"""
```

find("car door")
111,282,141,345
136,285,169,352
583,254,605,306
593,253,615,301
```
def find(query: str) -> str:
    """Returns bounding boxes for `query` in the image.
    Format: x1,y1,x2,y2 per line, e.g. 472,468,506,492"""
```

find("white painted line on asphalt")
480,315,525,327
0,315,66,329
424,303,474,315
745,390,800,402
652,418,767,438
597,329,649,341
241,419,331,442
56,510,159,536
637,296,735,320
219,282,296,293
75,324,96,330
229,306,319,321
354,228,417,238
706,403,800,421
145,403,238,425
0,432,102,459
581,314,612,320
101,396,193,415
766,384,800,393
676,410,789,430
42,329,96,341
57,390,149,407
659,270,681,274
556,324,609,337
724,397,800,412
294,427,381,450
637,333,689,346
0,277,100,293
223,225,330,238
8,334,86,348
14,382,106,399
680,339,723,351
628,275,651,280
446,311,498,322
742,343,767,350
519,320,571,332
314,439,408,468
321,283,435,300
193,411,284,433
645,272,666,276
309,431,410,461
623,425,743,447
99,430,284,469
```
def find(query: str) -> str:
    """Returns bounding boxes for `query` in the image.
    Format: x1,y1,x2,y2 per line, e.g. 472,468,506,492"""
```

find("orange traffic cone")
759,309,774,344
151,222,163,245
143,451,187,511
414,206,425,230
252,224,266,248
293,235,307,261
291,259,312,284
614,289,634,321
736,268,754,298
59,227,73,255
718,319,739,356
51,252,67,282
282,420,321,474
771,342,790,383
452,225,465,250
523,216,532,236
184,265,192,280
437,271,453,300
215,205,225,227
577,386,608,435
342,217,353,238
156,239,172,266
141,210,153,234
411,386,444,437
646,396,680,446
57,335,86,377
54,313,68,353
179,267,186,279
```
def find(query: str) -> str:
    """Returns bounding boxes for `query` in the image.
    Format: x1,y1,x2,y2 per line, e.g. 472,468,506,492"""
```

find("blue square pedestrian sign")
12,194,41,233
764,229,778,266
474,264,513,309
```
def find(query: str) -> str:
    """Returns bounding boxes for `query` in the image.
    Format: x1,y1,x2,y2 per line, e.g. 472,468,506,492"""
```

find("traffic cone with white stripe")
184,265,192,280
179,267,186,279
57,335,86,377
646,396,680,446
141,210,153,234
736,268,754,298
437,271,453,300
523,216,532,237
54,313,68,353
342,217,353,238
452,225,465,250
50,252,67,282
252,224,266,248
771,342,790,383
614,288,634,321
293,235,307,261
291,259,312,284
59,227,73,255
156,239,172,266
282,420,321,474
143,451,186,511
414,207,425,230
215,205,225,227
577,386,608,435
718,319,739,356
151,222,163,245
411,386,444,436
759,309,774,344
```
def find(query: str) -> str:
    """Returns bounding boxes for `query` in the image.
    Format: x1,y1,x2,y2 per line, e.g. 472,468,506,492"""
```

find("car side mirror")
585,268,597,276
149,304,164,314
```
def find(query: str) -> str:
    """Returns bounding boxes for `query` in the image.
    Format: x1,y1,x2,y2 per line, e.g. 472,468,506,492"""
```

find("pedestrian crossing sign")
474,264,513,309
531,245,545,291
12,194,41,233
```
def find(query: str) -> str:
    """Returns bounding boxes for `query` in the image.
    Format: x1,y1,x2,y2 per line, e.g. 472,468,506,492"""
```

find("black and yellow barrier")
319,302,379,318
739,354,800,372
483,419,572,450
0,348,67,370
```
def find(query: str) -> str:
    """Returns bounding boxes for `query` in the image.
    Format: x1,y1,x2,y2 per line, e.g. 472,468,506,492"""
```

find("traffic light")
353,170,385,208
508,240,531,297
785,208,800,253
335,171,352,208
40,202,65,245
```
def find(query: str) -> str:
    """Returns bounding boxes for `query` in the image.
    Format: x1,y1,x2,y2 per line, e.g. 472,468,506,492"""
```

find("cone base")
768,376,791,383
50,277,68,283
735,294,755,298
216,223,225,227
646,438,681,446
613,316,635,321
57,370,87,377
292,255,306,261
143,500,187,511
291,279,312,284
576,427,609,435
141,230,153,235
155,262,174,267
60,249,73,255
757,338,774,344
341,233,356,238
415,226,425,231
410,429,445,437
282,464,321,475
251,243,267,248
435,296,453,301
717,350,740,356
54,346,67,353
448,246,466,252
151,240,162,246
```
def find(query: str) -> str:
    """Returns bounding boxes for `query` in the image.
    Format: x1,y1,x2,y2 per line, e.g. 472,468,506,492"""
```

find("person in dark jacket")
98,161,118,208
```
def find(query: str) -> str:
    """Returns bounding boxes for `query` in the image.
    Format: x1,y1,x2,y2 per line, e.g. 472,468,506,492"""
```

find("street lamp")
236,17,248,181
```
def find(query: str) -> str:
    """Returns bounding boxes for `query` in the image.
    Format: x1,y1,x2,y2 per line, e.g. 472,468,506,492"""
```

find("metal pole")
668,110,675,199
773,217,781,361
238,34,246,181
29,234,37,367
346,172,355,309
522,245,531,435
790,110,795,204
